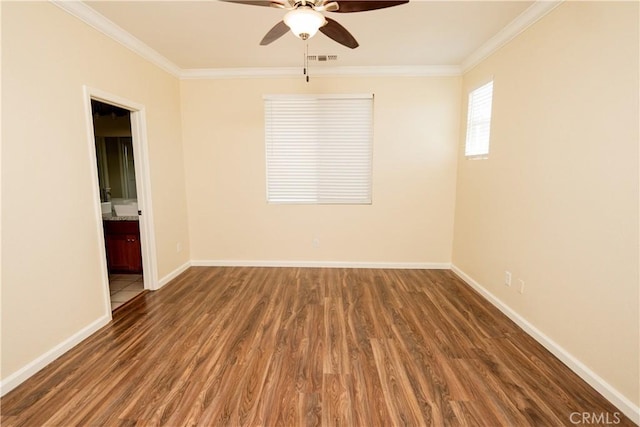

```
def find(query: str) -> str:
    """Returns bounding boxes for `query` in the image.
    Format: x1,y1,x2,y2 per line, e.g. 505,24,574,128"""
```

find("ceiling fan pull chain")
305,42,310,82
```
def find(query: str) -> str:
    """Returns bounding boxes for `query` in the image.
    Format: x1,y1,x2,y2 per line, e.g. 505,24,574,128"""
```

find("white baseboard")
0,259,443,397
451,264,640,425
10,262,634,424
191,259,451,269
156,260,192,289
0,314,111,397
0,259,192,396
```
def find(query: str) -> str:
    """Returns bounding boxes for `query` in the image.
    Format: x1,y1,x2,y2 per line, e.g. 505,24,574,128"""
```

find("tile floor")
109,274,144,311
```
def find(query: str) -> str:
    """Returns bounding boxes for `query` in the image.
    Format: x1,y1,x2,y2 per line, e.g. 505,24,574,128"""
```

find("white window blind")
264,94,373,204
465,81,494,158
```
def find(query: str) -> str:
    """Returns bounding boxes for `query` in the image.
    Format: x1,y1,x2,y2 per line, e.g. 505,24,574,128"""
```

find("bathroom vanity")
103,218,142,273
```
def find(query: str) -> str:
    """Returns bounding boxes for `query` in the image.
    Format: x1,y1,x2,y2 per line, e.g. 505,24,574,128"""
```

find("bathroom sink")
113,203,138,217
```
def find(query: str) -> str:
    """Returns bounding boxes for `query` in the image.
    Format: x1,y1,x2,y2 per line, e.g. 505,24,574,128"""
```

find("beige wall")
3,0,637,416
181,77,460,264
1,2,190,380
453,1,639,406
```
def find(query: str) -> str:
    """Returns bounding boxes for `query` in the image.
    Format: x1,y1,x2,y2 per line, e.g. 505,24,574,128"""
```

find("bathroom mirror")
95,137,137,202
92,99,137,204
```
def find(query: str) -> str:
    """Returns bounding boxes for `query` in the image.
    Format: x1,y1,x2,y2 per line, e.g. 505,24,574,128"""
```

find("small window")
465,80,494,158
264,94,373,204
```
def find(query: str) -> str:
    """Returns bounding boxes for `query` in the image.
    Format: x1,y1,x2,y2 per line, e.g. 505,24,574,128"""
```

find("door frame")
83,86,159,316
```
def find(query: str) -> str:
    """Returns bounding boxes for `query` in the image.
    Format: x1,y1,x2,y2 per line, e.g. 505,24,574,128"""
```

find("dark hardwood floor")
1,267,633,426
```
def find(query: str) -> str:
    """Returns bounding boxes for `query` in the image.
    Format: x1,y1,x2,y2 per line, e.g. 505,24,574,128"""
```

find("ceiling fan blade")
316,1,339,12
260,21,290,45
319,17,358,49
219,0,286,8
330,0,408,13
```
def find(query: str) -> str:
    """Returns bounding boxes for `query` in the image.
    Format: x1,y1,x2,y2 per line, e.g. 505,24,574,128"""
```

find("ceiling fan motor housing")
283,7,326,40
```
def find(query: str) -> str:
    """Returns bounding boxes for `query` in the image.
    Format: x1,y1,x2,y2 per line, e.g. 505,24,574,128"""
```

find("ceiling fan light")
283,8,326,40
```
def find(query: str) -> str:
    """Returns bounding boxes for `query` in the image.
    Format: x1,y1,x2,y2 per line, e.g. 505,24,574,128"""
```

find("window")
264,94,373,204
465,80,494,158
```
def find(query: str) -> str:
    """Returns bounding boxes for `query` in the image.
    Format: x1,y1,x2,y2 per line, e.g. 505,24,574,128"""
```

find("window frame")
264,93,374,205
464,80,494,159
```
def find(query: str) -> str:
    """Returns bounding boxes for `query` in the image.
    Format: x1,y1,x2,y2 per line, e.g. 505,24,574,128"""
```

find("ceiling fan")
221,0,409,49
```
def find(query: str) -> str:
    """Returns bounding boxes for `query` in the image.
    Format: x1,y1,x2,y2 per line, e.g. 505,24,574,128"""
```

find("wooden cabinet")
104,220,142,273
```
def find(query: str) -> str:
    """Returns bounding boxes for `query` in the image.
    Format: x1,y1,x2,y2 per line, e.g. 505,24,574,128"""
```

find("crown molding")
51,1,460,79
180,67,302,80
51,0,182,77
179,65,461,80
460,0,563,73
54,0,559,80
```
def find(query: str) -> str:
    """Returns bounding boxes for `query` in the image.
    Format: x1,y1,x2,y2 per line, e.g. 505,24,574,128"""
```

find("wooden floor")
1,267,632,426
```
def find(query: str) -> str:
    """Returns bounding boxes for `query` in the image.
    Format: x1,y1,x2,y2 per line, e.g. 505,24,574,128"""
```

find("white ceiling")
65,1,558,76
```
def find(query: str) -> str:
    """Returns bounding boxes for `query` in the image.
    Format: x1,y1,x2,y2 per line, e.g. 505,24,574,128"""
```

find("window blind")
465,81,494,158
264,94,373,204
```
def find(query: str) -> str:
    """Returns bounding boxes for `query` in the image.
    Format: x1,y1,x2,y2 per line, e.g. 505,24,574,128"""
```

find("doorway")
91,100,145,310
84,87,158,315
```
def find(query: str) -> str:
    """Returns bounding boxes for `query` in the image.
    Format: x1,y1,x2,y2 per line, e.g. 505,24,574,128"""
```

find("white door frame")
83,86,159,316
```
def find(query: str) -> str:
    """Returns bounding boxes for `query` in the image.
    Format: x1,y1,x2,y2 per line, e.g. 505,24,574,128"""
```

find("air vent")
307,54,338,62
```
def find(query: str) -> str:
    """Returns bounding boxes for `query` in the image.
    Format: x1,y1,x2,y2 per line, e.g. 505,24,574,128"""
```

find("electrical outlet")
177,242,182,253
505,271,512,287
518,279,525,294
312,238,320,248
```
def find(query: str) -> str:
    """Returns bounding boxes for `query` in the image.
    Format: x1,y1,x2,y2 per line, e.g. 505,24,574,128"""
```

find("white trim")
50,0,460,79
191,260,451,269
83,87,159,293
82,88,114,318
51,1,181,77
0,259,188,396
0,314,111,396
51,0,559,79
180,67,303,80
128,107,160,291
180,65,461,80
157,261,192,289
451,264,640,425
461,1,563,73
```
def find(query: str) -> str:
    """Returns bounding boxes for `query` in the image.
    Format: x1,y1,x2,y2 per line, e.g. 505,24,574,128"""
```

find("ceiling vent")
307,54,338,62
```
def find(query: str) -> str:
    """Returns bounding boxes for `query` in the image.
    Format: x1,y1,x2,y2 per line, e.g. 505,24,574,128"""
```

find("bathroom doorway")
91,100,145,310
85,87,158,315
